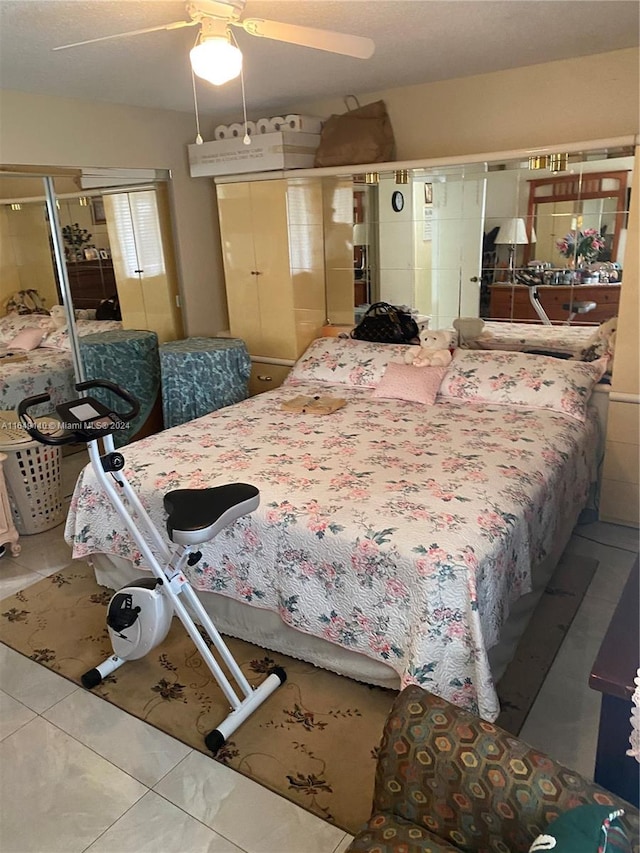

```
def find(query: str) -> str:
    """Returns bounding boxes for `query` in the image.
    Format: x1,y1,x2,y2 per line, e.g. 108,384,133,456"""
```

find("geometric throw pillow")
529,805,630,852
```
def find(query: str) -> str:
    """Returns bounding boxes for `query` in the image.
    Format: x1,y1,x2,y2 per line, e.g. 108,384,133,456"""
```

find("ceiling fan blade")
52,20,197,52
238,18,375,59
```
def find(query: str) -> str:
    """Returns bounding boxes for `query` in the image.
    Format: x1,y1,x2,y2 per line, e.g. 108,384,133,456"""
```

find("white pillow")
40,327,70,350
438,349,607,421
285,337,411,388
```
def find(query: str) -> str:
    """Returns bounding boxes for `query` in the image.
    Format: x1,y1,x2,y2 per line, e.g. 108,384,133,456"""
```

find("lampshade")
190,37,243,86
495,218,529,245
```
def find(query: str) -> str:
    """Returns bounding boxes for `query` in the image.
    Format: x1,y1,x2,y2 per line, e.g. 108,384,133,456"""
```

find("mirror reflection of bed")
0,170,184,435
322,143,632,363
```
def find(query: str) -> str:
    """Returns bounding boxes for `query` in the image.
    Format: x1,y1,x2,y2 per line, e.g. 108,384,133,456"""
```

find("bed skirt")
90,497,581,692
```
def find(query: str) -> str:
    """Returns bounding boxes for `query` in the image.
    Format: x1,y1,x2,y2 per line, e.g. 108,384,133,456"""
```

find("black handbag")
350,302,419,344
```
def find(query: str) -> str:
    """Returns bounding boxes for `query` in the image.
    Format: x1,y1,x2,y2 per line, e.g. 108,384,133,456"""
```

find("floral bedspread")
477,321,594,356
65,384,599,720
0,319,123,415
0,347,76,415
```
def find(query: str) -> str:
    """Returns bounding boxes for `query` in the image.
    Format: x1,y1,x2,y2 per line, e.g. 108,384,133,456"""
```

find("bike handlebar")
17,380,141,446
74,379,140,422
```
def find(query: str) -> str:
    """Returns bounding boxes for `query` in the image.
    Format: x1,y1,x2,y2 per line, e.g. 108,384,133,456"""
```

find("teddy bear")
49,305,68,329
453,316,492,348
404,328,453,367
576,316,617,368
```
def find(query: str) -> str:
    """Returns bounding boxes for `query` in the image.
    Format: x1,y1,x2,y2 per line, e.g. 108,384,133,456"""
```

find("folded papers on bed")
281,395,346,414
0,351,27,364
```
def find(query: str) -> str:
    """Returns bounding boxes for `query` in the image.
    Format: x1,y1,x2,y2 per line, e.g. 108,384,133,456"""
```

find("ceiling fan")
53,0,375,86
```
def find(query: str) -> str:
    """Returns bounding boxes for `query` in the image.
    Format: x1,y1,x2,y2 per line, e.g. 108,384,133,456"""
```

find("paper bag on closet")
313,97,395,167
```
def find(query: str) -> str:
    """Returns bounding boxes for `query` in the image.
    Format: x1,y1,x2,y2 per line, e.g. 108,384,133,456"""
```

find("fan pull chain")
191,70,203,145
191,32,203,144
239,68,250,146
230,30,251,146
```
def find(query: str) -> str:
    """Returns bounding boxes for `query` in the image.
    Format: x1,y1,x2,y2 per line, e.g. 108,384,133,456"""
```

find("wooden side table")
80,329,160,446
159,337,251,428
0,452,20,556
322,324,353,338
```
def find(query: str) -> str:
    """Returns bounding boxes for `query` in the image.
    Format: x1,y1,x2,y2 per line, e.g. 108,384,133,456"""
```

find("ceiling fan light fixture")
190,35,242,86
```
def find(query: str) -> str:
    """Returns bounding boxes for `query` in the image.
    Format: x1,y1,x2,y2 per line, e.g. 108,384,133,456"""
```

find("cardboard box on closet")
188,131,321,178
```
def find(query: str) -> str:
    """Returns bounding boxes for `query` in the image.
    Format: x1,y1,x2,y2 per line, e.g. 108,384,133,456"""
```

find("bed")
0,314,122,415
469,320,601,358
65,338,606,721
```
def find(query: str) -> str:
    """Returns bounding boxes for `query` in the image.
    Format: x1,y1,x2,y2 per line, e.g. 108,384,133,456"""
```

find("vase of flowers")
556,228,606,267
62,223,94,261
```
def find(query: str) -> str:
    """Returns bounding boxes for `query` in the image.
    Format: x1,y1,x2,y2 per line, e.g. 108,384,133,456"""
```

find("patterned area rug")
0,553,597,835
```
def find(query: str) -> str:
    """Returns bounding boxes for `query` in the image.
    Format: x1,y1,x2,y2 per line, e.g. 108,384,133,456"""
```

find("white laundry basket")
0,412,65,535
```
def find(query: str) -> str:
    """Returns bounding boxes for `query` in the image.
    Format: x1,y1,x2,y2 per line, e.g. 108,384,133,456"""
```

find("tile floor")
0,448,638,853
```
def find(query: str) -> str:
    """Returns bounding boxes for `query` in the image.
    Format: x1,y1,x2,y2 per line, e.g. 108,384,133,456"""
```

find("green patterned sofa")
346,685,639,853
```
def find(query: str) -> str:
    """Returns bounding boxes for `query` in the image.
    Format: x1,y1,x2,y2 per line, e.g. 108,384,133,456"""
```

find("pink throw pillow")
7,327,45,351
373,362,448,404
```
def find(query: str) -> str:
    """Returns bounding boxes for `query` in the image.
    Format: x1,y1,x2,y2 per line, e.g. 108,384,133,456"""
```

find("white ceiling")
0,0,638,121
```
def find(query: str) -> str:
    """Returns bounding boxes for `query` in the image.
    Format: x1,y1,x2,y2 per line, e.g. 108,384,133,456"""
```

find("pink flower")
385,577,408,599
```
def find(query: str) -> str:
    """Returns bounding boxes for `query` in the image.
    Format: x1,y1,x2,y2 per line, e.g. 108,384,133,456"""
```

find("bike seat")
164,483,259,546
562,301,596,313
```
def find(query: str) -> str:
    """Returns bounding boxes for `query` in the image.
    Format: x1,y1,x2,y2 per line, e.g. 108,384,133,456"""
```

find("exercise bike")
18,380,286,755
515,271,597,326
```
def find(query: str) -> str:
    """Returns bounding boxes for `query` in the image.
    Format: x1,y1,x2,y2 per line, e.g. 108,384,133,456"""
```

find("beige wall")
0,90,226,337
289,48,639,160
0,204,59,307
599,145,640,527
1,48,638,338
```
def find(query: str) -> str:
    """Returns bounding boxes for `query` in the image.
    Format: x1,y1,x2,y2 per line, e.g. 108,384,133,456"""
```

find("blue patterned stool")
80,329,160,446
159,337,251,428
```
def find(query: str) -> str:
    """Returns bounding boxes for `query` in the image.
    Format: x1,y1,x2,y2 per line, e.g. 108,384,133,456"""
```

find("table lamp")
495,218,529,282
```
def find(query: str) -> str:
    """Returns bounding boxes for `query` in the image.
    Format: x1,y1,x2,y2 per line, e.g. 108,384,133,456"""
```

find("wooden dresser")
589,556,639,807
65,259,117,309
489,283,620,323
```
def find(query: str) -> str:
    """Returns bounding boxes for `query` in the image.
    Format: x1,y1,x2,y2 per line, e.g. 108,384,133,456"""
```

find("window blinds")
108,190,165,278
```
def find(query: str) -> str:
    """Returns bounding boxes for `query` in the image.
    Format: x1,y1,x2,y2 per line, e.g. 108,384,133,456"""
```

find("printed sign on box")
188,132,320,177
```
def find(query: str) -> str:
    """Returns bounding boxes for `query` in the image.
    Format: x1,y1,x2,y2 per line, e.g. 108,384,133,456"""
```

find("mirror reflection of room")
323,144,632,338
0,171,186,443
0,173,184,343
483,153,631,328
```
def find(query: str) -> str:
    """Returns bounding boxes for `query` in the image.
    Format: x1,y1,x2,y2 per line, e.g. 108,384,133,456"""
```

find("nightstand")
159,337,251,427
0,453,20,556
